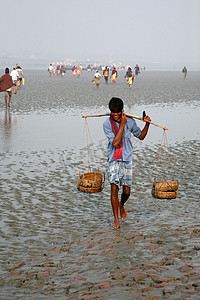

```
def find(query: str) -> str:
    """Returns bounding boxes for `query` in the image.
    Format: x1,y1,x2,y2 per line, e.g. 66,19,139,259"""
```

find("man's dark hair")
109,97,124,113
5,68,9,74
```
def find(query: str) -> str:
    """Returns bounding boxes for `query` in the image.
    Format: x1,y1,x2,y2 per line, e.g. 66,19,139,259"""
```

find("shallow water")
0,70,200,299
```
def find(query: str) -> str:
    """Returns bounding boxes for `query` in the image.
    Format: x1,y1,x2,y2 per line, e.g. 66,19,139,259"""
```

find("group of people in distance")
47,62,143,89
93,64,141,89
48,62,188,91
72,64,83,78
48,63,66,78
48,63,84,79
0,64,24,109
93,66,119,88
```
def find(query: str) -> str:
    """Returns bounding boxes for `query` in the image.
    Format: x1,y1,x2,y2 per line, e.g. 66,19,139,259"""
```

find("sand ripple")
0,70,199,298
0,140,199,299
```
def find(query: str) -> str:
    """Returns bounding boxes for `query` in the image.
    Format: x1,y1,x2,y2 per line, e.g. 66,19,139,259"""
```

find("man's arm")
112,112,127,147
139,115,151,140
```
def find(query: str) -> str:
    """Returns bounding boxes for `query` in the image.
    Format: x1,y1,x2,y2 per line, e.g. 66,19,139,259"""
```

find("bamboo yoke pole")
82,113,168,130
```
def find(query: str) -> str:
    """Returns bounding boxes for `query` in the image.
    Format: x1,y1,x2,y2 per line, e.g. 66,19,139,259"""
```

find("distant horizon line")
0,55,199,70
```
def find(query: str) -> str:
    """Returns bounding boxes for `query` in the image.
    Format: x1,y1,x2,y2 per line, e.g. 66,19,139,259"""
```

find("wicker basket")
77,171,105,193
152,180,179,199
152,190,178,199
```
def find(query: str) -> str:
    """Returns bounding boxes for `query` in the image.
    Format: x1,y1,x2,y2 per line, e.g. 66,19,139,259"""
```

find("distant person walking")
48,64,54,77
16,65,24,87
182,66,187,79
126,67,134,89
103,66,109,84
125,66,130,83
134,64,140,78
60,65,65,78
77,64,82,78
10,67,19,94
0,68,13,108
72,66,77,76
56,65,61,76
93,70,102,88
111,67,118,83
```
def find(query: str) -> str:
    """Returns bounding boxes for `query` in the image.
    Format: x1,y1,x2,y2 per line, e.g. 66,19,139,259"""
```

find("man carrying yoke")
103,97,151,229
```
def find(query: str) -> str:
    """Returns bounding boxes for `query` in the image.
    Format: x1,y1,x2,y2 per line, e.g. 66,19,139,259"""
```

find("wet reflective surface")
0,70,200,299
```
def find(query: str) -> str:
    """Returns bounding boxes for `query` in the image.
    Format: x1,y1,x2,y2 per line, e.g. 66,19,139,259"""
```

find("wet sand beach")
0,70,200,299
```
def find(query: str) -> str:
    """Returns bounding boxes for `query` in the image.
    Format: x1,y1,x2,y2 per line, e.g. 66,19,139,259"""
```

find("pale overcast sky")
0,0,200,68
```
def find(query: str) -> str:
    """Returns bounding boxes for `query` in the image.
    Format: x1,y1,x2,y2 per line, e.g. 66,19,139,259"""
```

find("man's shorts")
4,88,12,96
107,160,132,188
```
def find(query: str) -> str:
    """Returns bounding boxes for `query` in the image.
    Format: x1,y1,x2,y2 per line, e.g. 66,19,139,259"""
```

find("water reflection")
0,102,199,153
0,110,17,152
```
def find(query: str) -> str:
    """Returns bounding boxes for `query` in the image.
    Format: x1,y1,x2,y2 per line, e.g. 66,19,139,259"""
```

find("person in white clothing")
10,67,19,85
93,70,102,88
10,67,19,94
16,65,24,87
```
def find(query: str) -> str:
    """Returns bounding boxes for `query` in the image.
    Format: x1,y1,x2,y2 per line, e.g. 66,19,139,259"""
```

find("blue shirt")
103,117,142,162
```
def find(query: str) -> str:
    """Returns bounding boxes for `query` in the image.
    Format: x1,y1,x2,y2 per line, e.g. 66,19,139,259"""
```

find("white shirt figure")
10,69,19,82
94,70,101,79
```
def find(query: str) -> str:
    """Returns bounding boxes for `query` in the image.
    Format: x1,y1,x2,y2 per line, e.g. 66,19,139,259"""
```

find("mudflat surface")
0,70,199,299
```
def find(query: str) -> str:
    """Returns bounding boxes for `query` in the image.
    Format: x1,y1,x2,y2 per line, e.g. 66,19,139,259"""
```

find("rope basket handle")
101,172,105,189
154,129,175,182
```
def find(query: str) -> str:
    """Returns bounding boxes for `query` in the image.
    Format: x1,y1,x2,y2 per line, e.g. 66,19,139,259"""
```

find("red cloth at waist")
110,115,123,160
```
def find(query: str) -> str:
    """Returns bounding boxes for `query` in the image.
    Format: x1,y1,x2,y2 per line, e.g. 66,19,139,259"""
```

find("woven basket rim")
152,190,178,199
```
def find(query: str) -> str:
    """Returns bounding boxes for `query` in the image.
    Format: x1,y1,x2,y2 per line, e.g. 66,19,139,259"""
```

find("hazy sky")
0,0,200,68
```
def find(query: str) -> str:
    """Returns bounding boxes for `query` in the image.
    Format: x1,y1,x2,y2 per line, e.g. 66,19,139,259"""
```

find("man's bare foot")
120,203,127,220
111,222,120,230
